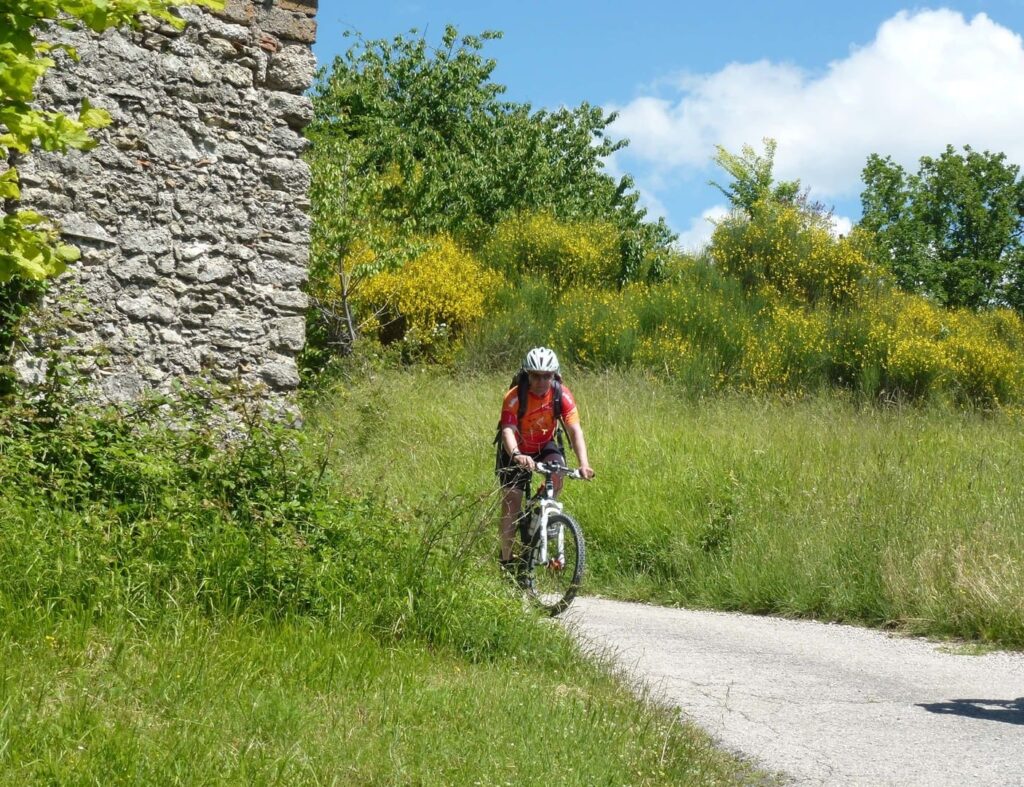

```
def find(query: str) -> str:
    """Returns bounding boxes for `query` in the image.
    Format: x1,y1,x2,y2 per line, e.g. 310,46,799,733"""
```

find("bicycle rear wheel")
526,513,584,616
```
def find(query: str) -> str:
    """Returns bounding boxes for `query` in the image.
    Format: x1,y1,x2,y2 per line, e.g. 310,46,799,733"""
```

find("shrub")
740,303,829,392
862,293,1024,403
358,235,503,359
710,201,884,307
553,285,642,367
0,382,529,659
459,278,559,372
480,211,621,291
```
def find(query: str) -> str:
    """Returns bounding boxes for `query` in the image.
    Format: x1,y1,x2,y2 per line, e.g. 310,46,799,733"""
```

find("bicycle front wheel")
528,513,585,616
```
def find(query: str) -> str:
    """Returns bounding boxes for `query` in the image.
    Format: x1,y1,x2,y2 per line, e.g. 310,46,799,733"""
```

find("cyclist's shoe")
499,558,519,585
500,557,536,591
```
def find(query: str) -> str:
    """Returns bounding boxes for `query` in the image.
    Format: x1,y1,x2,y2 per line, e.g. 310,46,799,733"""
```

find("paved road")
561,597,1024,786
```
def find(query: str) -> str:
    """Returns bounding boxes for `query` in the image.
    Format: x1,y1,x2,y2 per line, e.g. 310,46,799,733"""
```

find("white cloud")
830,214,854,238
609,9,1024,203
675,205,731,252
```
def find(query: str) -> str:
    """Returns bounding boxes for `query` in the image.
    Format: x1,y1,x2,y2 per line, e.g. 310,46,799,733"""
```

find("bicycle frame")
512,461,586,616
522,462,580,567
526,485,565,567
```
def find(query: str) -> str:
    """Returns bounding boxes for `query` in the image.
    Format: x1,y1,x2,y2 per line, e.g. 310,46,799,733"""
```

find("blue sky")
312,1,1024,249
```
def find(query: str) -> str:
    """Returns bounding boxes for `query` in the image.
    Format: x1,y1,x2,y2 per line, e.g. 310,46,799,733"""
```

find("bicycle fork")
531,503,565,569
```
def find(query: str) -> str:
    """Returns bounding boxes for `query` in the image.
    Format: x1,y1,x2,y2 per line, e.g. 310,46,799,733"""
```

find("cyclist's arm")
564,421,595,479
500,426,520,456
501,426,534,469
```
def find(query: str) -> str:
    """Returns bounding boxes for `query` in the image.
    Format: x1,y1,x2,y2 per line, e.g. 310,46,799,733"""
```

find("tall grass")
0,382,755,783
0,614,751,784
312,368,1024,646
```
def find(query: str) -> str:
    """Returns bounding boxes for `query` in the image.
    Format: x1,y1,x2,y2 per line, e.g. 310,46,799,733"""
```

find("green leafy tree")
710,138,801,218
859,145,1024,311
305,25,674,358
311,25,665,243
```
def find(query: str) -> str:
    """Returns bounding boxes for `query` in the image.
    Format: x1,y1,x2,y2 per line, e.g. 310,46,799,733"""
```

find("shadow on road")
917,698,1024,725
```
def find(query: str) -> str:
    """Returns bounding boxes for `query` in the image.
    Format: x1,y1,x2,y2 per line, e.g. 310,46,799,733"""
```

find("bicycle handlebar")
534,461,585,480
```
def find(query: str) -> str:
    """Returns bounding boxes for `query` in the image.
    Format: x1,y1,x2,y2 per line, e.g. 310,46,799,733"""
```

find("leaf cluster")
710,138,802,218
859,145,1024,311
309,26,660,243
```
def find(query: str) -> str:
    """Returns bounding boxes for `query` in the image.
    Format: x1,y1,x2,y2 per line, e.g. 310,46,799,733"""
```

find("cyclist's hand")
514,453,535,471
579,464,595,480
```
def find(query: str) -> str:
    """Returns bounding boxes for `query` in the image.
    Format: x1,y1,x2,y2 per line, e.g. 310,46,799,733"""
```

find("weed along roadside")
6,368,1020,783
0,381,757,784
315,367,1024,649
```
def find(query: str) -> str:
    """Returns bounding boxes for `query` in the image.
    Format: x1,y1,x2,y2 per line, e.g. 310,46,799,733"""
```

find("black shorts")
496,440,565,492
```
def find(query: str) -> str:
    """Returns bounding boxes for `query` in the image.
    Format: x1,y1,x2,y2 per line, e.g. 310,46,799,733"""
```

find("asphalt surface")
560,597,1024,786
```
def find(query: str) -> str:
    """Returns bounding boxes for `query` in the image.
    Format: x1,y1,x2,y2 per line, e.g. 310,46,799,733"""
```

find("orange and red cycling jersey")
499,385,580,454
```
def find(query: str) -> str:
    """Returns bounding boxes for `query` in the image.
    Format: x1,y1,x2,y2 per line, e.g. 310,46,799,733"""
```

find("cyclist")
496,347,595,574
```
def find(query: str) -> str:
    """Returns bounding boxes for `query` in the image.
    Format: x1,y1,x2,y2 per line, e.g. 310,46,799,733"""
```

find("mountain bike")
515,461,586,616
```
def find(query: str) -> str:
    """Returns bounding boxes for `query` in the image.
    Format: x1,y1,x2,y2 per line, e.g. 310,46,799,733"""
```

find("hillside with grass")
312,368,1024,645
0,386,756,783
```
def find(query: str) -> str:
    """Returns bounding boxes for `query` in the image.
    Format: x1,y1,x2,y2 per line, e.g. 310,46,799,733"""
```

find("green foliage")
0,274,45,394
0,616,751,784
463,213,1024,405
310,26,662,243
304,25,675,366
0,379,755,784
0,379,527,658
458,278,559,372
329,369,1024,647
710,199,885,307
480,210,623,291
859,145,1024,310
710,138,801,217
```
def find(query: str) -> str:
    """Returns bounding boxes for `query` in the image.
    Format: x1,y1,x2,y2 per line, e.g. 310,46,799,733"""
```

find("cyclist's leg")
495,447,531,561
537,440,567,496
499,486,523,561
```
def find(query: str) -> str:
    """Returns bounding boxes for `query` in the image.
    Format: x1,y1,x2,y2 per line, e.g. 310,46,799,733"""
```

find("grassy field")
0,613,753,784
0,386,759,784
308,367,1024,646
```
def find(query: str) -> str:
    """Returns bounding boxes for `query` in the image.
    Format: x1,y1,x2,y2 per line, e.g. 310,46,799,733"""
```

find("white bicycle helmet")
523,347,560,373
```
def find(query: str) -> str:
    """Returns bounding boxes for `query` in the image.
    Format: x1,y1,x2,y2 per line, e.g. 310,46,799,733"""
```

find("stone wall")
15,0,319,406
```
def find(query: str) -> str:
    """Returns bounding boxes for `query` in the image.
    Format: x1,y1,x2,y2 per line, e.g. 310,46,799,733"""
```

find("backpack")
493,370,564,454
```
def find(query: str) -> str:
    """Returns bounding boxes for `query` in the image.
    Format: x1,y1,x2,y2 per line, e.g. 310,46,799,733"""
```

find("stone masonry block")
276,0,318,16
258,7,317,44
217,0,256,26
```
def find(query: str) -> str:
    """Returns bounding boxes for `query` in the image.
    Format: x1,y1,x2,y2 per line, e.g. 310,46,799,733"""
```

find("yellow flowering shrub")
941,309,1024,404
357,236,503,356
553,286,642,366
740,303,829,391
861,293,1024,403
633,279,751,372
872,294,950,397
633,332,693,371
980,308,1024,353
710,201,884,307
481,211,621,291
